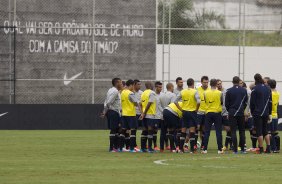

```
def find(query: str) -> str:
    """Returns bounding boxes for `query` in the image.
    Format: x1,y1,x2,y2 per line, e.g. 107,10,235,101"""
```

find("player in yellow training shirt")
140,81,157,153
120,79,142,152
268,79,280,153
202,79,224,154
175,78,200,153
197,76,210,149
163,102,183,152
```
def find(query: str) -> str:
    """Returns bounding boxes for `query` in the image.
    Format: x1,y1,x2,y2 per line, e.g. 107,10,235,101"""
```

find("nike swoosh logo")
0,112,8,117
63,72,83,86
209,101,214,103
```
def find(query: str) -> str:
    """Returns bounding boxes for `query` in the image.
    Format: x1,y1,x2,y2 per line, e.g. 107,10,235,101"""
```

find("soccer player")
163,102,183,152
268,79,280,153
197,76,210,149
202,79,224,154
174,77,184,149
134,79,143,128
245,83,258,152
159,83,177,152
239,79,244,87
133,79,143,151
250,73,272,154
153,81,164,151
264,77,270,86
175,78,200,153
120,79,142,152
140,81,157,153
225,76,248,154
102,78,123,152
217,79,233,151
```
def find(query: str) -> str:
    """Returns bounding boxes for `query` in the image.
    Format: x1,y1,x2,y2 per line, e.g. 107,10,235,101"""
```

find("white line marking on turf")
154,160,169,165
202,165,237,169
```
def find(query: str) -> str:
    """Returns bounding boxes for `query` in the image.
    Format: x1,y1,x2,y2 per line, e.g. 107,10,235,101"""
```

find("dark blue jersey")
250,84,272,117
225,85,248,116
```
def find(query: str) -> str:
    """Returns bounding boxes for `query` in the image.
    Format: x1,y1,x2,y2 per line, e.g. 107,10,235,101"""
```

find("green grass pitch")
0,130,281,184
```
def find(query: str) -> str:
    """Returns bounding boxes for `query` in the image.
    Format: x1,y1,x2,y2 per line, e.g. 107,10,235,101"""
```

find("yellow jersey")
204,89,222,113
271,90,280,119
180,88,198,111
168,102,183,118
121,89,136,116
141,89,156,115
197,86,210,113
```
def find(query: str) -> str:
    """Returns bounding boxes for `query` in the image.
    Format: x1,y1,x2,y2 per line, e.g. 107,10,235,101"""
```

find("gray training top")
104,87,121,116
221,88,228,116
134,90,143,115
154,92,164,120
160,91,177,109
173,87,183,96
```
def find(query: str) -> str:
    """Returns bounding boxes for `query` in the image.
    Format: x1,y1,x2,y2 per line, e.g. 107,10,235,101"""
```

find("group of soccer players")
102,73,280,154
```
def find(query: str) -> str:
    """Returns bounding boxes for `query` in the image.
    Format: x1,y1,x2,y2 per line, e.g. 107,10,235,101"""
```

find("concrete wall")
0,0,156,104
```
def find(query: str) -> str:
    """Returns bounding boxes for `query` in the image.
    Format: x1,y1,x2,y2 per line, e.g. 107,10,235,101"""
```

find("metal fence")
0,0,282,104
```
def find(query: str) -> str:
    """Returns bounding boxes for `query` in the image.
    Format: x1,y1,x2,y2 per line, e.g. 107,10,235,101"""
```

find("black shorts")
182,111,197,128
122,116,138,130
253,116,268,137
143,118,159,129
106,110,120,130
197,114,206,127
268,118,278,133
163,109,180,129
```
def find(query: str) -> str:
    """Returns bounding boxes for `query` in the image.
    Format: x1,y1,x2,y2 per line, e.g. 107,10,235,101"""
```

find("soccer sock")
114,128,121,149
270,133,275,151
259,147,264,154
251,132,257,148
119,129,126,150
195,130,199,146
176,130,181,148
225,131,231,148
153,129,158,148
190,132,196,152
148,130,153,150
115,133,120,150
275,133,280,151
167,131,175,150
141,130,148,150
125,132,130,149
179,132,186,151
130,130,136,150
165,133,169,147
266,145,271,153
201,133,205,148
109,129,116,150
